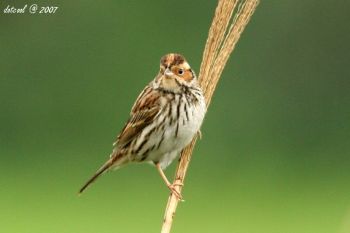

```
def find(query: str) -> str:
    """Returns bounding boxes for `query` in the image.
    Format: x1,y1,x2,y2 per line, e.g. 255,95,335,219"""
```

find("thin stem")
160,0,259,232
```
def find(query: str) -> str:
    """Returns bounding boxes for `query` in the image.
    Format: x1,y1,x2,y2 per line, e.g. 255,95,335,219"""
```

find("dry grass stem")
161,0,259,232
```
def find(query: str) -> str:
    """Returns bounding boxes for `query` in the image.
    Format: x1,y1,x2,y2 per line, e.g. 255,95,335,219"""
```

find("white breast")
155,93,206,169
131,90,206,170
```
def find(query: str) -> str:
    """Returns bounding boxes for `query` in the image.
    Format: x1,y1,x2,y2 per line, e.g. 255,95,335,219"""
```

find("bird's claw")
168,180,184,201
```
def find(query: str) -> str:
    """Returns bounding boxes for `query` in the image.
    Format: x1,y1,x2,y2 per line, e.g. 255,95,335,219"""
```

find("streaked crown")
160,53,186,68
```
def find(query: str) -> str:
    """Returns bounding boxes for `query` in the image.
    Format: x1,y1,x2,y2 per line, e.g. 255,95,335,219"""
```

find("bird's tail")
78,153,124,194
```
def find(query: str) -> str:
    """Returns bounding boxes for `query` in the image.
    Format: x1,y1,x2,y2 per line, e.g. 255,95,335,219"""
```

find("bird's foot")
168,180,184,201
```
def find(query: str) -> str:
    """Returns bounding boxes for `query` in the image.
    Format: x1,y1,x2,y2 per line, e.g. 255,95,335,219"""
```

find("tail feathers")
79,158,114,194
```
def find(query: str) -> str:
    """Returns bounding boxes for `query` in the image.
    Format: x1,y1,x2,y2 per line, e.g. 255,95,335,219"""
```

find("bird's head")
156,53,197,92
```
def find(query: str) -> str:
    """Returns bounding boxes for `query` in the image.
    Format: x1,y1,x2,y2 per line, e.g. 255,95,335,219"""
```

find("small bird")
79,53,206,199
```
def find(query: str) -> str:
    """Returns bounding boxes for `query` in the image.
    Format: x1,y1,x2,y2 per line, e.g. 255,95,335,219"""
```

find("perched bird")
79,53,206,199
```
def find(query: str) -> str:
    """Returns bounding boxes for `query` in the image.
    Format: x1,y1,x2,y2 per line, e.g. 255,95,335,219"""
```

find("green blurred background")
1,1,350,232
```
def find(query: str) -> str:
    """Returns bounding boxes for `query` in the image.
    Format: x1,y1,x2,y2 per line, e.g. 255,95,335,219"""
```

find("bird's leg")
155,163,183,200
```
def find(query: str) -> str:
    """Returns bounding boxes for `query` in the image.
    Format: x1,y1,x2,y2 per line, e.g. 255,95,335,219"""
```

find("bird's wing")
114,86,161,150
79,85,162,194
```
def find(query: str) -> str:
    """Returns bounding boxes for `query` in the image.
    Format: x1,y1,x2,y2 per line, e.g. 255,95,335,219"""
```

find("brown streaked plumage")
79,53,206,199
161,53,185,67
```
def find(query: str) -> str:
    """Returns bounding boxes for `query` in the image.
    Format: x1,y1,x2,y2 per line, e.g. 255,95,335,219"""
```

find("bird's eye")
178,69,184,75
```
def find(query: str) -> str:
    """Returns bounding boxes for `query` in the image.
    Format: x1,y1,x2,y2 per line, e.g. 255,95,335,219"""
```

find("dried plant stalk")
160,0,259,232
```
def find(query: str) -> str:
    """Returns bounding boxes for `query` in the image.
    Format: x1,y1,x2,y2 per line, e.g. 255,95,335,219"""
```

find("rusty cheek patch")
172,67,193,82
182,70,193,82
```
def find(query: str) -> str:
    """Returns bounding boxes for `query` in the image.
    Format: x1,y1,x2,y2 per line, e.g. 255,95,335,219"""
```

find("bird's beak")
164,68,173,78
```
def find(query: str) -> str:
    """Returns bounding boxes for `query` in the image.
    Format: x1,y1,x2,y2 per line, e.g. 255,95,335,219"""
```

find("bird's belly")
160,118,198,152
148,101,206,168
132,95,206,169
146,119,197,169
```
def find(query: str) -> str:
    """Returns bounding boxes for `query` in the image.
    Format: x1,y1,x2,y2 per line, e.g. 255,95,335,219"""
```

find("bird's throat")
160,77,181,92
